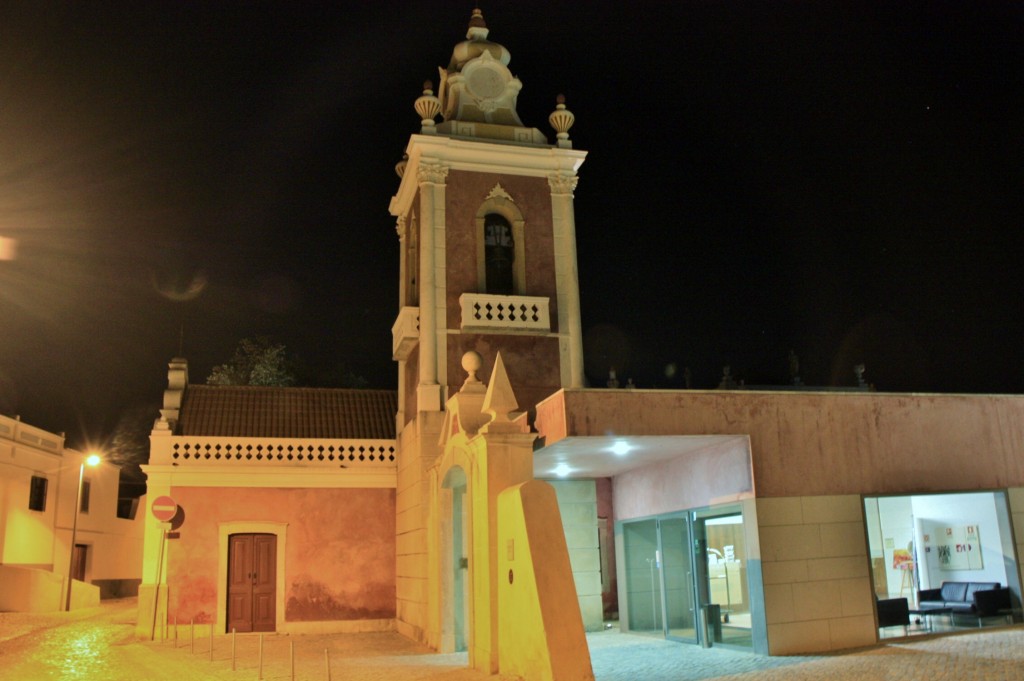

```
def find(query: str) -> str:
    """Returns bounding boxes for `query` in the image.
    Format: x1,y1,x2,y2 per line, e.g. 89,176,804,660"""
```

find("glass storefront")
620,505,754,649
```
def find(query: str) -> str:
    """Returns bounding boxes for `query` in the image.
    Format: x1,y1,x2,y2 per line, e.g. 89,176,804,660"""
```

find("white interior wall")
875,496,913,599
911,492,1007,590
871,492,1010,597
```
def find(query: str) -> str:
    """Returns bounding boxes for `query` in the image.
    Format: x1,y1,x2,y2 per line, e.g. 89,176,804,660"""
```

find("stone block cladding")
757,495,875,654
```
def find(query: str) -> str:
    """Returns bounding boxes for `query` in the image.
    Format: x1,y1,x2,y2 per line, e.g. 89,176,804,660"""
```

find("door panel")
71,544,88,581
660,517,697,642
227,533,276,633
623,520,661,632
252,535,277,632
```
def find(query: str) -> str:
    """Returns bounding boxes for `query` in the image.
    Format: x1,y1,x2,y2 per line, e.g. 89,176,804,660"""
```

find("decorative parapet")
392,306,420,360
460,293,550,333
151,436,397,468
0,414,63,453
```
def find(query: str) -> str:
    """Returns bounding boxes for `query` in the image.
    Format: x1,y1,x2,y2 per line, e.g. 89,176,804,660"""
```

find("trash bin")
702,604,722,645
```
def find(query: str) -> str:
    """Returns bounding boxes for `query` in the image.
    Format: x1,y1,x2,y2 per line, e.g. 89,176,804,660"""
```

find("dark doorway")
227,533,277,633
71,544,88,581
484,213,514,294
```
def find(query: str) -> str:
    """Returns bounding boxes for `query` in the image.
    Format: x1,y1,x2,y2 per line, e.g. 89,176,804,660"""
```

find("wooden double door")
227,533,277,633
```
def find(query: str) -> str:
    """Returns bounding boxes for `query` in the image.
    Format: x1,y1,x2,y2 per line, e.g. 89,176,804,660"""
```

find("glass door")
622,508,754,648
696,511,753,647
660,516,698,642
623,519,662,634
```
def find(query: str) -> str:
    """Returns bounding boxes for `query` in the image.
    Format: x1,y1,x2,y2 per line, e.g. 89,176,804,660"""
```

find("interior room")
864,491,1020,638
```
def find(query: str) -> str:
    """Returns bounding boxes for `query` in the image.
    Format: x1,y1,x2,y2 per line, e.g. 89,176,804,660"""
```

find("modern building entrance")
227,533,277,633
620,505,756,649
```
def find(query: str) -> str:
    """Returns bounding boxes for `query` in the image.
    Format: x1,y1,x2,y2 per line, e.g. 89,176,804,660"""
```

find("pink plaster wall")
536,389,1024,497
446,335,562,417
612,437,753,520
166,487,396,624
444,170,558,325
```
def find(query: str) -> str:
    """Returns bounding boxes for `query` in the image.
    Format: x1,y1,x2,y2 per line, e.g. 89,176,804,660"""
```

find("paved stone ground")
2,600,1024,680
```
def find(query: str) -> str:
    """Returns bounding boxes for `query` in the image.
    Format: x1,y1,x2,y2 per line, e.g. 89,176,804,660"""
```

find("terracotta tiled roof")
178,385,397,439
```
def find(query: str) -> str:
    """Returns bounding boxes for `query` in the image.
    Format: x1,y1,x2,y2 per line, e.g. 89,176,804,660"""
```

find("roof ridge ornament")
486,183,513,201
414,80,441,133
467,7,488,40
549,94,575,149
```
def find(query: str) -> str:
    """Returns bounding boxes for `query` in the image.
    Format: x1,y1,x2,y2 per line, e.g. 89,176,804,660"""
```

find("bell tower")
390,8,587,429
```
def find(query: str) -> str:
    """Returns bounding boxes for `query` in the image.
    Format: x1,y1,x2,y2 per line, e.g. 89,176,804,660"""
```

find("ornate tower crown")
441,8,521,126
423,8,547,145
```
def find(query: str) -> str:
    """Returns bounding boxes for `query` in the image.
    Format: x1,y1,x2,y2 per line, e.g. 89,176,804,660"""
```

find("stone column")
395,216,408,433
548,173,584,388
417,162,448,412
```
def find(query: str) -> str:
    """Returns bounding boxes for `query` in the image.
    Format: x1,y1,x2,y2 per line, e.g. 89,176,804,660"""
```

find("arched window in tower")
484,213,514,295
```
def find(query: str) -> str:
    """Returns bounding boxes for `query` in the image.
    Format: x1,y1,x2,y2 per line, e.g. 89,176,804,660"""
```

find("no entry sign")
151,495,178,522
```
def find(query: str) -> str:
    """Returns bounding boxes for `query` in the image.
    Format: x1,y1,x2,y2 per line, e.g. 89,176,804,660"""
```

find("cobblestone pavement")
2,600,1023,680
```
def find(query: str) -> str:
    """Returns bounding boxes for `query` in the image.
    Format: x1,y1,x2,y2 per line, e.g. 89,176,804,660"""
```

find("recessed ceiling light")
553,463,571,478
610,440,631,456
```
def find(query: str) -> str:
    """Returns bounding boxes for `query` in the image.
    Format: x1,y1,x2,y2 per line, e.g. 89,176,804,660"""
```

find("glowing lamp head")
85,453,101,467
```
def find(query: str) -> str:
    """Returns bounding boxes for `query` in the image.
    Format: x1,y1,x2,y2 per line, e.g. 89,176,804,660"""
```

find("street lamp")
65,452,101,611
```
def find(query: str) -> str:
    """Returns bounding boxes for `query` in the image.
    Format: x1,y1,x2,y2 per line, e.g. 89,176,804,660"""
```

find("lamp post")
65,453,101,611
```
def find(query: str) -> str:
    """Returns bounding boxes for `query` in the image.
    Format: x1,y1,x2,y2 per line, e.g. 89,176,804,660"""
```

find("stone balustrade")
152,436,397,468
459,293,550,332
391,306,420,360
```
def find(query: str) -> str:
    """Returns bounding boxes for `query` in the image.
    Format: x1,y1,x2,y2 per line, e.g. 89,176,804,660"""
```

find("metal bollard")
325,648,331,681
232,628,236,671
258,633,264,680
290,641,295,681
209,623,214,661
190,618,195,654
174,615,178,648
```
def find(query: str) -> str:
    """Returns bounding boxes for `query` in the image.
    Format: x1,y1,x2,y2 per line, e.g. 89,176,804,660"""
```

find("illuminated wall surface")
1,414,145,611
166,487,396,623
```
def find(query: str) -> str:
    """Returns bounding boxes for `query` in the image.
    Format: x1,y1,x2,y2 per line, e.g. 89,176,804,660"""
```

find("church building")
139,9,1024,675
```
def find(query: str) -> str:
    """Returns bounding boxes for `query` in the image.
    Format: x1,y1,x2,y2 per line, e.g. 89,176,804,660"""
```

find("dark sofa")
917,581,1010,617
876,596,910,628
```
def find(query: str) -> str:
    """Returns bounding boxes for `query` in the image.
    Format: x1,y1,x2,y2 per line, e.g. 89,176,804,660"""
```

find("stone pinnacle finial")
415,80,441,133
549,94,575,149
395,153,408,179
482,352,519,425
467,7,488,39
462,351,483,386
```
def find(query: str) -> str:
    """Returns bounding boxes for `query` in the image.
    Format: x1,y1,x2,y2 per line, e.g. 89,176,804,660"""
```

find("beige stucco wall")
2,416,143,611
0,565,99,612
758,495,875,654
548,479,603,631
537,389,1024,497
395,411,444,646
498,480,594,681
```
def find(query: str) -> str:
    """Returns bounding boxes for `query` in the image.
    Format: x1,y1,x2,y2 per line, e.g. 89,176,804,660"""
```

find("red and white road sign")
151,495,178,522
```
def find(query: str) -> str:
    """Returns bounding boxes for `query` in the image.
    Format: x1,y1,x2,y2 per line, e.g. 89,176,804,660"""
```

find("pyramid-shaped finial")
482,352,519,426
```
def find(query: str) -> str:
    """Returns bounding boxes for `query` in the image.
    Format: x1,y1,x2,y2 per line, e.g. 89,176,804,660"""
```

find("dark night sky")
0,1,1021,448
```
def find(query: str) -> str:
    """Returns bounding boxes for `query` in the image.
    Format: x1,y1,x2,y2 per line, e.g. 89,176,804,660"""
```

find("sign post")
149,496,178,640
